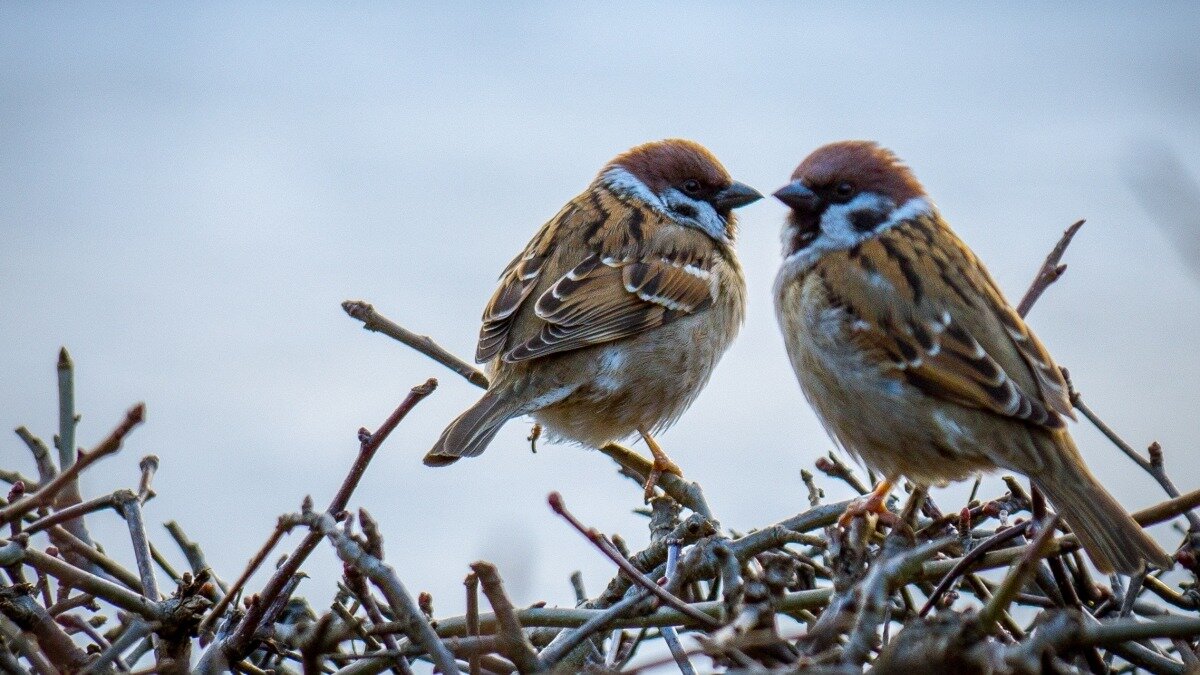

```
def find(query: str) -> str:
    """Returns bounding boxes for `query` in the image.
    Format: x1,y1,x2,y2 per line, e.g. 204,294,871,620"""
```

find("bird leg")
527,423,542,453
838,477,898,527
638,428,683,502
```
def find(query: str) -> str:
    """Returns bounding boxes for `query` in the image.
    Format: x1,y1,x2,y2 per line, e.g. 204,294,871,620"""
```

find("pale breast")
533,253,745,447
776,266,984,481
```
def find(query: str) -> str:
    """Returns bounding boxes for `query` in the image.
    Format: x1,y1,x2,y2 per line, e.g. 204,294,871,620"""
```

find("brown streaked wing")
475,200,587,363
833,218,1066,429
503,250,717,362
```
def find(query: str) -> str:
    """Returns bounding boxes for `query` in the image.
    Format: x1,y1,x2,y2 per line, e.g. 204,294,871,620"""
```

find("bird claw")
528,423,542,454
639,429,683,502
838,479,896,528
642,455,683,502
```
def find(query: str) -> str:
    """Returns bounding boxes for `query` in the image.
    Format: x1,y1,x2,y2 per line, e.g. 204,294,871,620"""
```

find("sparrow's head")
600,139,762,242
774,141,931,262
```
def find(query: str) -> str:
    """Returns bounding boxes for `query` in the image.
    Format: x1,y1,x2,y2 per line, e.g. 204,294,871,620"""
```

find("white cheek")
661,189,729,243
780,196,933,274
599,167,663,210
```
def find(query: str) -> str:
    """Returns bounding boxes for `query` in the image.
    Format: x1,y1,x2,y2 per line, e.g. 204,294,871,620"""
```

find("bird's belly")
533,313,729,448
789,306,988,484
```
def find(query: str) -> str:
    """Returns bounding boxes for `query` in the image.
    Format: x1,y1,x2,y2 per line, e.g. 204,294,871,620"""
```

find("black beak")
773,181,820,212
711,181,763,211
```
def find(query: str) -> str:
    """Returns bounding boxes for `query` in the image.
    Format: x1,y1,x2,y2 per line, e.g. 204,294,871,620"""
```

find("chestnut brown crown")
790,140,926,205
607,138,734,195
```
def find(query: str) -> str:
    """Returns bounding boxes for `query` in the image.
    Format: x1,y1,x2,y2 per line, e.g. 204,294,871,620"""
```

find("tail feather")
424,390,518,467
1032,469,1172,575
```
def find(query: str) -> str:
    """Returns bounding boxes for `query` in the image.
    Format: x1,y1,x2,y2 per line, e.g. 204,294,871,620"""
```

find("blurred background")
3,0,1198,651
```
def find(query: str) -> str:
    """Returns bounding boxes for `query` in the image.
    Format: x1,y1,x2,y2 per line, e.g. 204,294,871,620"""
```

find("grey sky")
2,2,1198,661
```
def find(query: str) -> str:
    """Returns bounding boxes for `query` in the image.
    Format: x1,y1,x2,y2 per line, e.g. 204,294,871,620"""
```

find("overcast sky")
2,2,1198,666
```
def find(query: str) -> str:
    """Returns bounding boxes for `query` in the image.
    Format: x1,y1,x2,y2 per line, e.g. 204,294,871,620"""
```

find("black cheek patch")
850,208,888,233
672,203,698,219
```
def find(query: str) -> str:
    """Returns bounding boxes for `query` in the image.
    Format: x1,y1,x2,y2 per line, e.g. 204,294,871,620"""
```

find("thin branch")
465,572,481,675
1016,219,1085,317
164,520,227,594
1069,382,1200,533
118,491,160,601
0,403,146,526
469,561,539,673
548,492,719,628
12,542,162,619
197,514,292,638
975,515,1059,635
13,427,55,485
212,379,436,662
342,300,489,388
312,510,460,675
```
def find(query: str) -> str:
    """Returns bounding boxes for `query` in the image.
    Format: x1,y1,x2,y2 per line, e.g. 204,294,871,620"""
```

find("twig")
342,300,489,388
0,585,90,672
86,618,157,674
1016,219,1085,317
164,520,227,594
814,452,870,496
0,403,145,526
596,444,714,521
13,427,55,485
118,491,160,601
25,488,137,535
469,561,539,673
1129,487,1200,528
48,523,145,593
536,590,651,668
1070,385,1200,533
843,536,958,665
0,612,56,675
465,572,481,675
312,510,460,675
659,541,697,675
975,515,1059,635
548,492,719,628
211,379,436,663
137,455,159,503
12,542,162,619
197,514,292,638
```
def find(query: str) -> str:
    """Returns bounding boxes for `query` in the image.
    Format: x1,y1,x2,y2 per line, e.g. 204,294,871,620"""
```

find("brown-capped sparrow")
772,140,1170,574
425,139,761,497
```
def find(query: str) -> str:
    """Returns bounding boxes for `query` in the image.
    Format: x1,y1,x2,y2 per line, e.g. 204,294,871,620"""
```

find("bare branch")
0,403,145,526
1016,219,1085,317
342,300,489,388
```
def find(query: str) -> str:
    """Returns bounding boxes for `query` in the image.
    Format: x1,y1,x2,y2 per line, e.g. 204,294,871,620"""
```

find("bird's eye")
682,179,702,196
835,182,854,197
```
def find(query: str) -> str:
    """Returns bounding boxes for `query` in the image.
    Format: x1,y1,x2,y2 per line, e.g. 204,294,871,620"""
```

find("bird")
771,140,1171,574
425,139,762,498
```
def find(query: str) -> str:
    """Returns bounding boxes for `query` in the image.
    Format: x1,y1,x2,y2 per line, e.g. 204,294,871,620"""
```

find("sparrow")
425,139,761,497
772,140,1170,574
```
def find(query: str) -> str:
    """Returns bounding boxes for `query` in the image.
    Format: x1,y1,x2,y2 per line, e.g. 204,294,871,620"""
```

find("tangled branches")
3,222,1200,673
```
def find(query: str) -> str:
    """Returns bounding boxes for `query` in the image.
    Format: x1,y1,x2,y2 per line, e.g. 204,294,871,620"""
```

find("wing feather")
475,186,724,364
834,215,1070,429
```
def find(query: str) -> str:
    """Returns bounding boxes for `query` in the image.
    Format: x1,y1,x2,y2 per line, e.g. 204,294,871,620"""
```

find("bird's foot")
528,423,542,454
838,478,897,527
639,429,683,502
